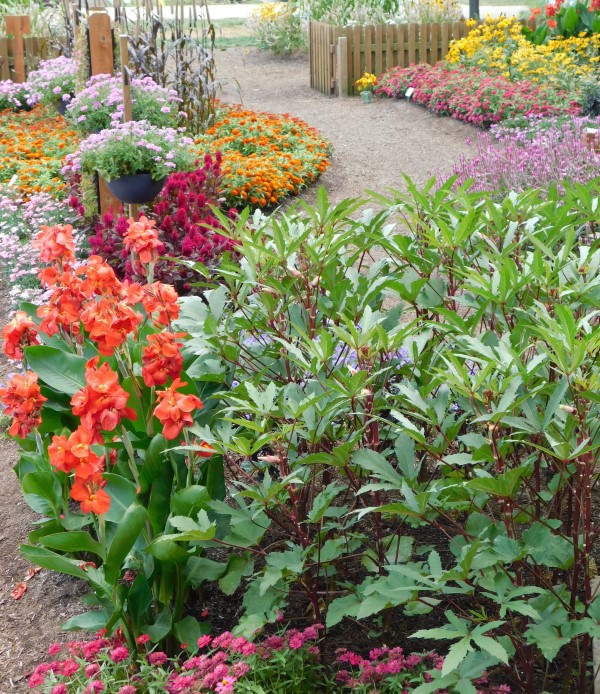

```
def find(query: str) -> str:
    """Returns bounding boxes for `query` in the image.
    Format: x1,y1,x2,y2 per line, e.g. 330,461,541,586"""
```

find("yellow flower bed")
447,16,600,89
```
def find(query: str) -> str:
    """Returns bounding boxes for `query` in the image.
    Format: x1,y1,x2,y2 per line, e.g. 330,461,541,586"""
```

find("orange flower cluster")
0,371,47,438
154,377,203,440
32,223,76,265
197,106,331,208
33,225,179,354
1,218,207,514
142,331,185,387
1,311,40,360
123,215,164,269
48,428,111,515
71,357,137,435
0,106,78,199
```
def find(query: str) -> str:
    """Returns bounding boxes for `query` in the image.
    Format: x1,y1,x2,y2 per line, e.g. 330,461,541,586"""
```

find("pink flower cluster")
335,647,511,692
451,116,600,194
28,625,325,694
376,64,580,127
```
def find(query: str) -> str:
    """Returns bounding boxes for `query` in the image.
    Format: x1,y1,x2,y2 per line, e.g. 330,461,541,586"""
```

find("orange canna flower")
142,282,180,327
0,371,47,438
77,255,121,298
70,473,111,515
80,299,142,356
32,224,76,266
154,378,203,440
142,332,185,387
123,216,164,267
71,357,137,432
2,311,40,360
547,17,557,27
196,440,215,458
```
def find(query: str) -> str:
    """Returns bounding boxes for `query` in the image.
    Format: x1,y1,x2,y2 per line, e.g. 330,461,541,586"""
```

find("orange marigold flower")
142,282,180,327
154,378,203,440
71,357,137,432
141,332,185,387
32,224,75,266
2,311,40,360
80,299,142,356
70,473,111,515
0,371,47,438
124,216,164,266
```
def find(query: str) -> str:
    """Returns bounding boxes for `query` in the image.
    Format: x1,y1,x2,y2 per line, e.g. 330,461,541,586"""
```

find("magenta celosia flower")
117,687,137,694
47,642,61,655
51,685,68,694
85,680,105,693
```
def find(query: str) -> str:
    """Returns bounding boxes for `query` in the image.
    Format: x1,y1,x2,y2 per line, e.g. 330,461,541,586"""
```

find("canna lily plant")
0,219,229,651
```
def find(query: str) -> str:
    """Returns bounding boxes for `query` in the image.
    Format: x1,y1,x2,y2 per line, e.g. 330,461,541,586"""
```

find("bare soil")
0,47,477,691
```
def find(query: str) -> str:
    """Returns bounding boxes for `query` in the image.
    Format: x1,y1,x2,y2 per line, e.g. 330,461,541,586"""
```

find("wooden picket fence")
309,19,470,96
0,35,60,81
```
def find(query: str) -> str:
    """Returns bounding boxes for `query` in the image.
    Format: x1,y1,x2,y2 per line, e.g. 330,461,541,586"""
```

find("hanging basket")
54,99,68,116
105,173,167,205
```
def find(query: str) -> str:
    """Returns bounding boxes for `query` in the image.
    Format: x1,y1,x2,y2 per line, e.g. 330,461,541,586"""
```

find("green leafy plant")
247,1,307,54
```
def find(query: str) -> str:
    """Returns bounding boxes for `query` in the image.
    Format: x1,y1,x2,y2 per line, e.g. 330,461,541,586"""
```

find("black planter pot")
54,99,68,117
105,174,167,205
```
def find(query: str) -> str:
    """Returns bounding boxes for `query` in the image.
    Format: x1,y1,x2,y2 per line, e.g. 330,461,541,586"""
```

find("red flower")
2,311,40,360
141,331,185,386
70,473,111,515
154,378,203,440
0,371,47,438
547,17,557,27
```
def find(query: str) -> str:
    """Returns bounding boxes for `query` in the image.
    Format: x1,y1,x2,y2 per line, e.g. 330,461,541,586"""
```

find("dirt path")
0,47,477,691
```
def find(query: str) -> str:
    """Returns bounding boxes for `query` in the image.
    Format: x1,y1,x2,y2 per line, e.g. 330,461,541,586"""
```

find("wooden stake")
119,34,138,219
88,10,119,216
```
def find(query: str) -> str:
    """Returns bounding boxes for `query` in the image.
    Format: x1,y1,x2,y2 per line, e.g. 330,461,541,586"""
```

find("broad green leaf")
39,531,106,559
61,610,112,632
104,503,148,584
25,345,86,395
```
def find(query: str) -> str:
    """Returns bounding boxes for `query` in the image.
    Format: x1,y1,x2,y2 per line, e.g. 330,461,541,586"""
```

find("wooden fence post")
337,36,348,97
88,10,120,216
4,15,30,82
